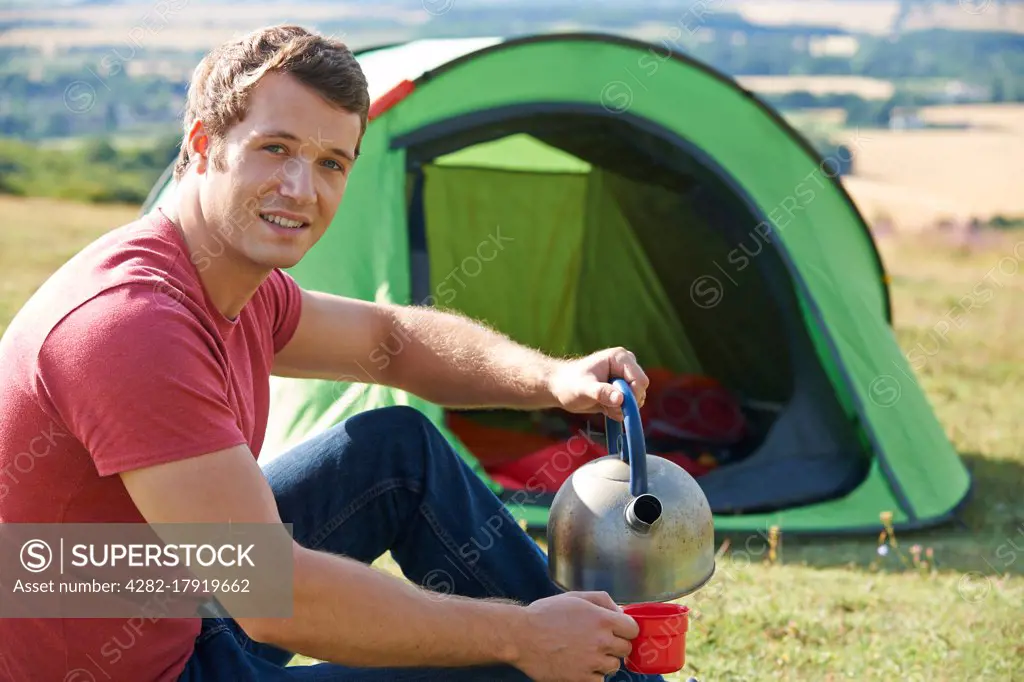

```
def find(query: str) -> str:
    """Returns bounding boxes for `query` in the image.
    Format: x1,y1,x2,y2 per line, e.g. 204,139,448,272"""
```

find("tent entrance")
400,109,871,517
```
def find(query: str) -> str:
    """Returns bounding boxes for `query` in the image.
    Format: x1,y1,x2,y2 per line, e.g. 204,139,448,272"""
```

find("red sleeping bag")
448,369,743,494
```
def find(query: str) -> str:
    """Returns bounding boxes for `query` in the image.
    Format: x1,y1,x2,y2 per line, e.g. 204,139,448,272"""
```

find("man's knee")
359,404,435,433
342,405,443,456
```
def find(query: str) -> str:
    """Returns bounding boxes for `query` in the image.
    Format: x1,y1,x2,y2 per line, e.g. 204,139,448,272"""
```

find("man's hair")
173,24,370,181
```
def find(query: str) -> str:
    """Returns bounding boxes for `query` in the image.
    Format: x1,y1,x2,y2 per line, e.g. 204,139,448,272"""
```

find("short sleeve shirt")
0,208,302,682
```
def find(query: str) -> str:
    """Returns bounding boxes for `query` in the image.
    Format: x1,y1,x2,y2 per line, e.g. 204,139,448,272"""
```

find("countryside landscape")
1,0,1023,680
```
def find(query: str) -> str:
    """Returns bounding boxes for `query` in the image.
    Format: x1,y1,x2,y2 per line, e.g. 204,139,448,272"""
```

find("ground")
837,104,1024,232
1,194,1021,680
769,103,1024,233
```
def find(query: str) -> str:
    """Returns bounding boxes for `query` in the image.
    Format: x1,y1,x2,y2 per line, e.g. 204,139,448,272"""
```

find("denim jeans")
178,406,663,682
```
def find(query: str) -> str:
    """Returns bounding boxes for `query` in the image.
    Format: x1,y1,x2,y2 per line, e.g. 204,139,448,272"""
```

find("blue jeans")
178,406,662,682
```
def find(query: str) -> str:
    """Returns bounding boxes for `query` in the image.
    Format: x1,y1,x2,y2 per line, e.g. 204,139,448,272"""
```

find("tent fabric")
433,133,591,173
575,168,702,371
141,33,971,534
601,172,792,400
421,164,590,354
421,157,701,372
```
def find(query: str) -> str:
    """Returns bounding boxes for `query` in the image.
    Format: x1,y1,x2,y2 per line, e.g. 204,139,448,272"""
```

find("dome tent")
142,33,971,535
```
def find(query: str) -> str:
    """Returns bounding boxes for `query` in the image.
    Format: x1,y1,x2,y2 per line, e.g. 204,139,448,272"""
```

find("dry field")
836,103,1024,231
737,75,896,99
727,0,1024,35
0,195,138,337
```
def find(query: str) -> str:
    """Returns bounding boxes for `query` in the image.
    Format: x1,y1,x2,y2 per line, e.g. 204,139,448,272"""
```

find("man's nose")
279,159,316,204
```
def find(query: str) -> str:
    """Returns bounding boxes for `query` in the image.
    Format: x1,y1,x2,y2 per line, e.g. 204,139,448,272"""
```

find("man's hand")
548,347,649,421
508,591,639,682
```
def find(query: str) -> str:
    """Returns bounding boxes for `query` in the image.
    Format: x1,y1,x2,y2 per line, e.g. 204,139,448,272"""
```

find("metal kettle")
547,379,716,604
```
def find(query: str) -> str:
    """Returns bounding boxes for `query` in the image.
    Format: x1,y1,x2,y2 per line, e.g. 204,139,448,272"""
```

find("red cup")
622,602,689,674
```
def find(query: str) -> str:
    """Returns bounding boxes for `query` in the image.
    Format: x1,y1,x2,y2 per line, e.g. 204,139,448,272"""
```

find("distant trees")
0,133,180,204
2,7,1023,203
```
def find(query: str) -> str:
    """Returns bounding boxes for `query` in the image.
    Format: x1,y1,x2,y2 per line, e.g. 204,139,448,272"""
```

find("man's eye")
264,144,286,154
322,159,344,172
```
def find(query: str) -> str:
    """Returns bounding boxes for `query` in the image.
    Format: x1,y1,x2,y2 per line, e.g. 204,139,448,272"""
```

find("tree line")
0,134,181,204
1,12,1023,203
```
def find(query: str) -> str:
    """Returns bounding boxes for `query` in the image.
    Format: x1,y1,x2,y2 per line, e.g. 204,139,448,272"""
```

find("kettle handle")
604,378,648,497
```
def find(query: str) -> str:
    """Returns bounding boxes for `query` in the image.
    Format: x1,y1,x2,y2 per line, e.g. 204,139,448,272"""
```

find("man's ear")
187,120,211,174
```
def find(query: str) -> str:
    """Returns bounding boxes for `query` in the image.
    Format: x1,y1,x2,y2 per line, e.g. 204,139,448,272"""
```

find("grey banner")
0,523,293,618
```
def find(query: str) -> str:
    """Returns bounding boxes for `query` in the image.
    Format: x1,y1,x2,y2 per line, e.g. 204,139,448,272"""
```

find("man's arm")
119,446,521,667
119,446,639,679
272,289,648,415
39,286,637,678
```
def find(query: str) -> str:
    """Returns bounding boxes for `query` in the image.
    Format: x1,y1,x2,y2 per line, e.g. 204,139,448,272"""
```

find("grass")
675,228,1024,681
0,195,140,337
2,195,1022,681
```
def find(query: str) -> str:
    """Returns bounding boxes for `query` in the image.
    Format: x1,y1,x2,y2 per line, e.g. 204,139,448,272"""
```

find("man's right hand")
509,591,639,682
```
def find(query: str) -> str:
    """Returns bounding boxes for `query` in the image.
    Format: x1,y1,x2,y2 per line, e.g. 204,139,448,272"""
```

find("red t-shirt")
0,209,303,682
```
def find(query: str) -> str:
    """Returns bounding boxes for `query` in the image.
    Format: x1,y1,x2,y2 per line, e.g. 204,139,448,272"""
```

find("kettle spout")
625,493,663,534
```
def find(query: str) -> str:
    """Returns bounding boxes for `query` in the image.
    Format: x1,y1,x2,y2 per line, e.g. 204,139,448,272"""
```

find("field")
0,196,141,337
727,0,1024,35
4,0,1024,54
737,75,896,99
0,2,425,51
836,103,1024,231
2,193,1021,680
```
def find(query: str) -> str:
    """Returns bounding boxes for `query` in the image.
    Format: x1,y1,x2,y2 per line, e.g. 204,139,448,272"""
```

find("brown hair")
173,24,370,181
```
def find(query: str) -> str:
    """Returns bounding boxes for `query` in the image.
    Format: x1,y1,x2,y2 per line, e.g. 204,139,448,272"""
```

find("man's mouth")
259,212,309,230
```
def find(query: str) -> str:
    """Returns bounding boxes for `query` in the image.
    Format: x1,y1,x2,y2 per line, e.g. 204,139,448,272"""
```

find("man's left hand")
547,347,649,422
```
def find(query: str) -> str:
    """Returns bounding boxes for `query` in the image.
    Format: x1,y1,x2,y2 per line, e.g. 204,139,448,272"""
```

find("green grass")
0,195,141,337
3,195,1022,681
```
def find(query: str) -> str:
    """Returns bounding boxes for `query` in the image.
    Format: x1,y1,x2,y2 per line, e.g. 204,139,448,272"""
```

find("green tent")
143,33,971,535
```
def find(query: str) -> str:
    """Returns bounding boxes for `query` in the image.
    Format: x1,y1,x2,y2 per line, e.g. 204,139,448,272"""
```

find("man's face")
196,70,363,271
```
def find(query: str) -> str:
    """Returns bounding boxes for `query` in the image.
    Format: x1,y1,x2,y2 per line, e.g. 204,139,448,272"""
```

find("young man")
0,25,659,682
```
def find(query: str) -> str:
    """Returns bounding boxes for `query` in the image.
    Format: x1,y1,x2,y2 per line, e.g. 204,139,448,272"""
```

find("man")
0,25,660,682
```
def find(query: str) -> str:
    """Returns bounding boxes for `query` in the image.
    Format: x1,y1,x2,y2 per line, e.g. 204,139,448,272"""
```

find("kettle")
547,379,716,604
